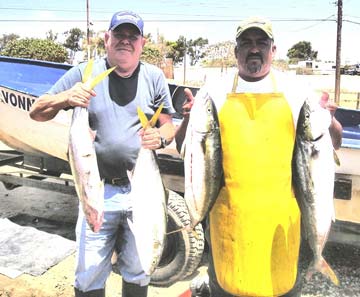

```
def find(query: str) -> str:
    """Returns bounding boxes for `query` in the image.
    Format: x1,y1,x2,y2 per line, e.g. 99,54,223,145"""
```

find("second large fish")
183,90,223,228
292,98,339,285
127,106,167,275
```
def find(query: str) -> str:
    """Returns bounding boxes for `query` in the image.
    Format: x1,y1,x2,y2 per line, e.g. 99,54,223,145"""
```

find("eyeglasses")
112,32,141,42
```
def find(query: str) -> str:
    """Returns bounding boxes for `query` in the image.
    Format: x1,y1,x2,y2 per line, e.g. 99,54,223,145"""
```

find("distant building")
292,60,336,75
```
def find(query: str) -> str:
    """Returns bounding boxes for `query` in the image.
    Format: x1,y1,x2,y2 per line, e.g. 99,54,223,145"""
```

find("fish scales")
128,147,167,275
292,98,339,285
183,91,223,228
68,106,104,233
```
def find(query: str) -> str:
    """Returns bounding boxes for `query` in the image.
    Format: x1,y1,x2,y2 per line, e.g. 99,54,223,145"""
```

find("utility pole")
334,0,343,104
86,0,90,60
183,38,187,85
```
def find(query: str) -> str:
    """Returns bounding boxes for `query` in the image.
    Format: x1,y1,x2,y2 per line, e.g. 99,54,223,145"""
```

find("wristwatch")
160,136,169,148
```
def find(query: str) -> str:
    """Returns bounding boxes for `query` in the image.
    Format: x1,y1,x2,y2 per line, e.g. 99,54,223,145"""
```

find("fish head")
190,92,219,134
300,99,332,142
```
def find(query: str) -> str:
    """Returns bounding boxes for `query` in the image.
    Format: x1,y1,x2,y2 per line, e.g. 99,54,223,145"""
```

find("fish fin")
188,224,201,240
190,227,200,240
83,203,103,233
127,217,135,233
87,66,116,90
306,256,339,286
149,103,164,127
88,128,97,142
333,149,340,166
165,224,200,241
137,107,150,129
137,104,165,130
82,59,94,83
165,225,189,235
126,169,134,182
180,142,186,159
100,179,105,190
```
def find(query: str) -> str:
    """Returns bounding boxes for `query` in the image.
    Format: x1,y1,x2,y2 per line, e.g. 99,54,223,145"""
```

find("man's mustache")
246,54,263,62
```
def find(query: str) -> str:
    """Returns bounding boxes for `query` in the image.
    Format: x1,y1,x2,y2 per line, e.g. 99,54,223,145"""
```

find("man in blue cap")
30,10,175,297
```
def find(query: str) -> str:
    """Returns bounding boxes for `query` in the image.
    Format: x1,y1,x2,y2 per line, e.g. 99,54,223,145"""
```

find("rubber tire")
150,190,205,286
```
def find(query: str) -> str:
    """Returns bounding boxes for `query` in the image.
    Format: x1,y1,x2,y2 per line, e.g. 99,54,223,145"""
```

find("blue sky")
1,0,360,63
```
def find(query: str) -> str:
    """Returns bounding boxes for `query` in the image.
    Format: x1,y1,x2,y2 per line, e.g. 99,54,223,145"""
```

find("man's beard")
246,54,263,74
246,62,262,74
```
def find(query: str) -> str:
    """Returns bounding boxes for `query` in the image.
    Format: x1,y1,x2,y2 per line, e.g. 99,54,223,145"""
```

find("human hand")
182,88,195,117
319,91,338,117
67,82,96,108
319,91,342,149
139,127,162,150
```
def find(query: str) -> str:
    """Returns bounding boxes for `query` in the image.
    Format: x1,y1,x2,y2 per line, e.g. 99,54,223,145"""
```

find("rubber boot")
74,287,105,297
122,280,148,297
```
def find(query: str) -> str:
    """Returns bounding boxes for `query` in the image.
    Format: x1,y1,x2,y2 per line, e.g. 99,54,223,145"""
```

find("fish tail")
137,104,164,129
88,66,116,89
92,213,104,233
137,107,150,129
82,58,94,83
306,256,339,286
149,103,164,127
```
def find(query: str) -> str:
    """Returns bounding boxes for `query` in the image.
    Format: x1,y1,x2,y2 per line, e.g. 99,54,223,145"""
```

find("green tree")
63,28,84,62
141,34,173,67
141,43,163,66
166,36,187,65
0,38,68,62
0,33,19,51
187,37,208,66
144,33,153,42
46,30,58,42
287,41,318,64
82,30,105,59
166,35,209,65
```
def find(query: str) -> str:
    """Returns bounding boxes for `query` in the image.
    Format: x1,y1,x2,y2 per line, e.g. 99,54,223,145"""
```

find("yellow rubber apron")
210,74,301,296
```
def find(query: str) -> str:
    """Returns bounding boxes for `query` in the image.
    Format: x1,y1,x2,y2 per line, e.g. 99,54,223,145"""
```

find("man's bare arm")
29,82,95,122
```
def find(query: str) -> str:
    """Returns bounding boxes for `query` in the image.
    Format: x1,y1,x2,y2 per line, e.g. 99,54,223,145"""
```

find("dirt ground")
0,143,206,297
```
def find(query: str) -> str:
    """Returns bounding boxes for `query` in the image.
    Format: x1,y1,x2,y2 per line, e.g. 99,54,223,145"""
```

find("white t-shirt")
199,68,315,129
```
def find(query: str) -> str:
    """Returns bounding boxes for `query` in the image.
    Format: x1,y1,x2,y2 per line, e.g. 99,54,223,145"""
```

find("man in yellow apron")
179,17,342,297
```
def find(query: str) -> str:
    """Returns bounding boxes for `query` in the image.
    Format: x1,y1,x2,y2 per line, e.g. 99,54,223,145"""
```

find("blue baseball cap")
108,10,144,35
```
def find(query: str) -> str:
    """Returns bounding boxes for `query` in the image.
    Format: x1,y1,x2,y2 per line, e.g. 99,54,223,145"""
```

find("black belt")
104,177,130,186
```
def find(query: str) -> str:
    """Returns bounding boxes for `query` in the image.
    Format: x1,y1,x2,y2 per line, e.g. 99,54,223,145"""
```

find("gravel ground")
298,241,360,297
190,238,360,297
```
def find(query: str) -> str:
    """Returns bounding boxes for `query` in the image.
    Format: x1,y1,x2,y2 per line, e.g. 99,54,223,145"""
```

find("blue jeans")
74,183,150,292
205,219,302,297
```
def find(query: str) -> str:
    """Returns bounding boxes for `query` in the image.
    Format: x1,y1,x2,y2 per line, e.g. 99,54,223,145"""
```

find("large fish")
292,98,339,285
68,60,115,232
127,106,167,275
183,90,223,228
68,107,104,232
